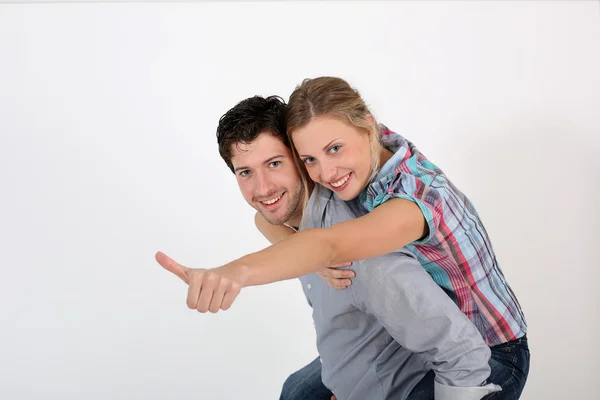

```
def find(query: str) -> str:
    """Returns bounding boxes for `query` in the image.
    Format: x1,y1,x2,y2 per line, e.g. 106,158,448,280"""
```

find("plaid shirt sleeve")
361,128,528,346
363,165,444,245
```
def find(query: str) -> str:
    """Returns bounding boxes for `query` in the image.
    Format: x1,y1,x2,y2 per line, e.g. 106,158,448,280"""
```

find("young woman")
282,76,529,398
157,76,530,399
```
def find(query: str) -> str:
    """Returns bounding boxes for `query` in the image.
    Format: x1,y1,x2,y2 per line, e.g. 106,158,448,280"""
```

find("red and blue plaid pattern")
360,126,527,346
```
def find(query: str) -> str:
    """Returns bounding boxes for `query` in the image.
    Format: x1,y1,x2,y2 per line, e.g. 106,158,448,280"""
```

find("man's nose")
255,172,275,195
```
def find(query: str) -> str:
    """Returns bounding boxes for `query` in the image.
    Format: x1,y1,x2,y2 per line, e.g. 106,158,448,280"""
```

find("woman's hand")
156,251,248,313
316,262,355,289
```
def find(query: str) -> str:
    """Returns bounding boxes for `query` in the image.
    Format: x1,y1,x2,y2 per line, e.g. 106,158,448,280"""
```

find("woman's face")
292,116,374,201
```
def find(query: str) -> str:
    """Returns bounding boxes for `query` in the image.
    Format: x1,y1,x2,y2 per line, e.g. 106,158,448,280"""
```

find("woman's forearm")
231,228,335,287
224,198,426,288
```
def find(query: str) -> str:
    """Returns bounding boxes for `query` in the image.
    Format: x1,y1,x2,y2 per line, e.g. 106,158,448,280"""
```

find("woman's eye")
303,157,316,165
269,161,281,168
329,145,341,153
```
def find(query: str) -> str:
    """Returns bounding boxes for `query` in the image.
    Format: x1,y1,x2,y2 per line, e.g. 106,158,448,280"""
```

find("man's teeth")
331,174,350,188
262,195,282,205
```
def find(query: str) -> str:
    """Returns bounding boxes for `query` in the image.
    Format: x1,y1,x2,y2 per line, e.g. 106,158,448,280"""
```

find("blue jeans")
280,336,530,400
280,357,333,400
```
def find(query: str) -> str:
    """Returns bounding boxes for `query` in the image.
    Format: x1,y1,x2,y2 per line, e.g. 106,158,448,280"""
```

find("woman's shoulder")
378,124,409,147
359,125,447,211
378,124,443,178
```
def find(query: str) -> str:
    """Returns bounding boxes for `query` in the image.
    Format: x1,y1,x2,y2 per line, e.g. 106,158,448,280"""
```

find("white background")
1,1,599,399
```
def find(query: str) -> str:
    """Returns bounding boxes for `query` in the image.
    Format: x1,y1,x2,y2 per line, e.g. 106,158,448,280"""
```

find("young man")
157,96,500,400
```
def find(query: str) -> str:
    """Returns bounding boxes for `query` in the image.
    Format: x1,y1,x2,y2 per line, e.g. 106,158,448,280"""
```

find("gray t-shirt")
299,187,501,400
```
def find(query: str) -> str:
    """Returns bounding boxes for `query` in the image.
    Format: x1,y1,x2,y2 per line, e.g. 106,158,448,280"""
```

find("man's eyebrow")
263,154,284,164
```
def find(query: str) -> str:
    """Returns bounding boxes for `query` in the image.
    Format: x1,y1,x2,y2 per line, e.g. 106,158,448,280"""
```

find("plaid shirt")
359,125,527,346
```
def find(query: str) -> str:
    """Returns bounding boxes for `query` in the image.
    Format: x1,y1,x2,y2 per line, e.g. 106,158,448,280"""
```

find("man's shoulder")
301,187,336,230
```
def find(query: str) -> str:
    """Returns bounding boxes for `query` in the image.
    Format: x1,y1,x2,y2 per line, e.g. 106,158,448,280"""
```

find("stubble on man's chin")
254,208,286,227
261,206,299,227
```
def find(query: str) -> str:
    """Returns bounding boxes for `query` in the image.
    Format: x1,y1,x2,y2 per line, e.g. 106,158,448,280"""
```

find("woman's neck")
379,144,395,168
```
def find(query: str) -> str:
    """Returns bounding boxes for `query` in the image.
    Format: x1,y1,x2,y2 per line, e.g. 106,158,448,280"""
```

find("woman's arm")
253,212,355,289
236,197,426,286
155,198,425,313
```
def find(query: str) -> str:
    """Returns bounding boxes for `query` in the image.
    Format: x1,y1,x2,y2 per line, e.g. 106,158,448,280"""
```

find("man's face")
231,132,304,226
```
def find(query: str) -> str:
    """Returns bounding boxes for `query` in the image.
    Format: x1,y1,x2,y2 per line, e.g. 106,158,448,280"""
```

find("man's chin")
258,210,288,226
264,217,288,226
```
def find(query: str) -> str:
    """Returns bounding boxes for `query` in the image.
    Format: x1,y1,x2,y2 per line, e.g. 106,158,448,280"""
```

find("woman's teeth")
330,174,350,188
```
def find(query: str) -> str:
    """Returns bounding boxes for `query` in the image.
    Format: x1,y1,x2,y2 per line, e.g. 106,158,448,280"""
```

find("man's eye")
239,170,250,177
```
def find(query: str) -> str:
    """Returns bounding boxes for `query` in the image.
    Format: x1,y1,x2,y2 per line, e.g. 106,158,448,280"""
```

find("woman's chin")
334,186,360,201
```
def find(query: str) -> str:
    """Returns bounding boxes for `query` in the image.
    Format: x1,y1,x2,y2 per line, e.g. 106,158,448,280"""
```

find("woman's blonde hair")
286,76,382,208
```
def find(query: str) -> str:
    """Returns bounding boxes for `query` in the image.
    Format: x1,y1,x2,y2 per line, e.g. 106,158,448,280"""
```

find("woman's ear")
365,114,380,140
366,113,377,127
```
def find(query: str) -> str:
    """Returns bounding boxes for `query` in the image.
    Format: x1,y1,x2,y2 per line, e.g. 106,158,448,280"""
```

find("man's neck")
285,209,303,229
283,184,313,228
